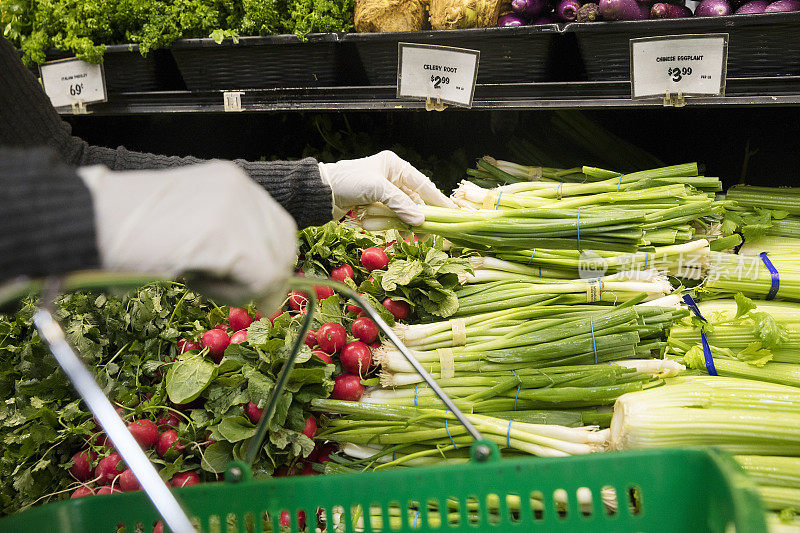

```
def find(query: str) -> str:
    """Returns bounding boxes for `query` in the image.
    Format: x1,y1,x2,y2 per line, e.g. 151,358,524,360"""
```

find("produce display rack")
15,10,800,533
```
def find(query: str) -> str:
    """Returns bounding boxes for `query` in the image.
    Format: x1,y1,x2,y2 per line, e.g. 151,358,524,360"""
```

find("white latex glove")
318,150,457,226
77,161,297,312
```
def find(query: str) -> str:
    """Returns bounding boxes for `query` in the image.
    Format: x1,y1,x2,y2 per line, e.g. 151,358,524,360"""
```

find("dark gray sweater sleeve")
0,36,333,230
0,147,100,279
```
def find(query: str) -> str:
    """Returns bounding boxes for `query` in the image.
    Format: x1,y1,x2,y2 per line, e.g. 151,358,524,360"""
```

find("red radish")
370,342,381,350
382,298,410,320
280,510,307,529
228,307,253,332
312,350,333,364
340,342,373,375
156,430,184,459
214,323,230,332
331,264,354,283
245,401,263,424
304,330,317,348
346,304,363,315
171,471,201,488
303,416,317,438
119,468,141,492
230,330,247,344
361,247,389,271
95,453,123,485
96,486,121,495
288,291,308,312
351,317,378,344
177,338,199,354
302,462,318,476
254,312,263,321
157,412,180,429
316,323,347,354
332,374,365,401
154,522,164,533
70,450,96,481
127,419,159,449
71,486,94,498
202,329,230,363
269,309,283,323
314,285,335,300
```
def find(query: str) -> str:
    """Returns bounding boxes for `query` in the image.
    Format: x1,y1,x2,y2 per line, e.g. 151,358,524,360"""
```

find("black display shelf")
56,76,800,115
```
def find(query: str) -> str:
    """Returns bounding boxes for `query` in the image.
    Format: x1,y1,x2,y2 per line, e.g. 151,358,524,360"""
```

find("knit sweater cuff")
236,157,333,229
0,147,99,280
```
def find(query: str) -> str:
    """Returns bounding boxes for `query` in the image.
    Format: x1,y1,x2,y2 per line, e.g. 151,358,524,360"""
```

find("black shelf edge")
58,76,800,115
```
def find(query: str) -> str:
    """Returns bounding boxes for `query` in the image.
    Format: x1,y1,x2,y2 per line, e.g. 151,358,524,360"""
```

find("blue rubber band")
590,316,598,363
557,182,563,200
414,383,418,407
506,420,512,447
527,249,536,266
576,207,582,251
760,252,780,300
444,410,458,449
511,370,521,411
414,510,419,528
682,294,718,376
494,191,503,210
392,451,396,461
643,252,649,271
539,267,542,278
616,175,624,192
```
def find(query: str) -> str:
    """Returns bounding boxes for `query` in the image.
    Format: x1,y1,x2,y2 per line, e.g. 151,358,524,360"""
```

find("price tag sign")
39,58,107,109
397,43,479,108
630,34,728,99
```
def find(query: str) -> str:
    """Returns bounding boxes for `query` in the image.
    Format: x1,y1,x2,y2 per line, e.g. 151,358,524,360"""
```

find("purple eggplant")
578,2,601,20
497,12,529,26
735,0,768,11
532,12,559,23
599,0,650,19
765,0,800,11
512,0,550,18
556,0,582,19
695,0,732,15
651,2,693,15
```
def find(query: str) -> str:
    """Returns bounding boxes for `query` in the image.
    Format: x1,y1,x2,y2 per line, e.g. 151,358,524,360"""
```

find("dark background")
67,107,800,193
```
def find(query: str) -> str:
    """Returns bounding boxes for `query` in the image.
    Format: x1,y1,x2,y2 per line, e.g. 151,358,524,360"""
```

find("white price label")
397,43,479,108
39,58,107,109
630,34,728,99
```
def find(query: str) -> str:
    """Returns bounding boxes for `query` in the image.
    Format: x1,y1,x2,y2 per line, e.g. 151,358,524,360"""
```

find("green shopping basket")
0,447,766,532
0,275,769,533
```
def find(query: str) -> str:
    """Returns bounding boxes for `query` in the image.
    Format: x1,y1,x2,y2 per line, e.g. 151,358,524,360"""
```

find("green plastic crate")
0,447,766,533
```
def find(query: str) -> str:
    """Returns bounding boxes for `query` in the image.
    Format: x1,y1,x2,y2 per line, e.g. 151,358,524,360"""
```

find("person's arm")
0,36,332,229
0,147,100,280
1,147,298,312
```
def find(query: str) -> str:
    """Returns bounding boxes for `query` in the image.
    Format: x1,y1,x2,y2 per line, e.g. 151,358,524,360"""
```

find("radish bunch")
68,416,203,500
309,316,383,402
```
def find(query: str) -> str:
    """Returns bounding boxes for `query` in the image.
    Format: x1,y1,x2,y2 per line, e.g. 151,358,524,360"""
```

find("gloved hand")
318,150,456,226
77,161,297,312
